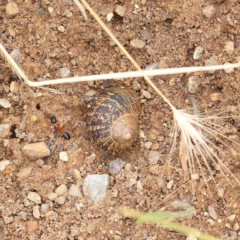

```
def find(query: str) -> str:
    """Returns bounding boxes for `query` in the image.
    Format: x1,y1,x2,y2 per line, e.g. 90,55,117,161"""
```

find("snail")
86,87,140,152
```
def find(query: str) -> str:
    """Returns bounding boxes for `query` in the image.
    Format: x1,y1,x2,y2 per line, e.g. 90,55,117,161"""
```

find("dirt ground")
0,0,240,239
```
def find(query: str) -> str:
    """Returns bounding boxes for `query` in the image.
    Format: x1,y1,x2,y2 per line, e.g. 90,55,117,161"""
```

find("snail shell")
86,87,140,152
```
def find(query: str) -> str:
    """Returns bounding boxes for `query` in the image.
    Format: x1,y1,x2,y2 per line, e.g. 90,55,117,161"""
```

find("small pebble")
0,99,11,108
68,184,81,197
58,26,65,32
10,49,21,62
188,76,200,94
40,204,49,213
203,5,215,18
217,187,224,197
139,130,146,138
38,8,45,15
210,92,221,102
136,181,143,193
85,89,97,97
4,163,17,175
26,220,38,233
17,167,32,181
125,163,132,172
45,211,58,218
234,223,239,231
227,214,236,222
205,55,220,73
83,174,110,202
17,166,33,181
208,206,218,220
59,151,68,162
109,158,125,176
66,11,72,18
31,115,37,123
167,179,174,189
141,89,151,99
140,30,151,41
132,80,141,91
48,192,58,201
130,39,146,48
193,46,203,60
148,151,161,164
223,62,234,73
27,192,41,204
0,124,10,138
6,2,19,15
48,6,54,13
115,5,125,17
0,160,10,171
55,196,66,205
224,41,234,55
144,142,152,150
106,12,113,22
55,184,68,195
22,142,50,160
58,67,70,78
186,235,197,240
33,205,40,219
207,219,215,226
73,169,81,179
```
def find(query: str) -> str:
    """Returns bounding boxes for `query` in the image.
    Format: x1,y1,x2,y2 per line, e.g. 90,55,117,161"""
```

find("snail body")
86,87,140,152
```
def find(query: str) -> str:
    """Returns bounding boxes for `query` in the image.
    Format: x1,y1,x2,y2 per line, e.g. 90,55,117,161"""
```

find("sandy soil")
0,0,240,239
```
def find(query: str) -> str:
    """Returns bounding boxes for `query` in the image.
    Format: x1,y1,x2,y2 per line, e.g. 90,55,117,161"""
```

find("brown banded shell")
86,87,140,152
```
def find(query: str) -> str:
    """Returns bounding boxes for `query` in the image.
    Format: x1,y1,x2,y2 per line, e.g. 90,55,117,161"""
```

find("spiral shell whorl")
86,87,140,152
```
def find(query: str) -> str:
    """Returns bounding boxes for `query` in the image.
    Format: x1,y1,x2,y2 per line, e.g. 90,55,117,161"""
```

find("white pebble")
57,26,65,32
106,13,113,22
33,205,40,219
167,179,174,189
48,6,54,13
0,99,11,108
59,151,68,162
0,160,10,171
193,46,203,60
27,192,41,204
